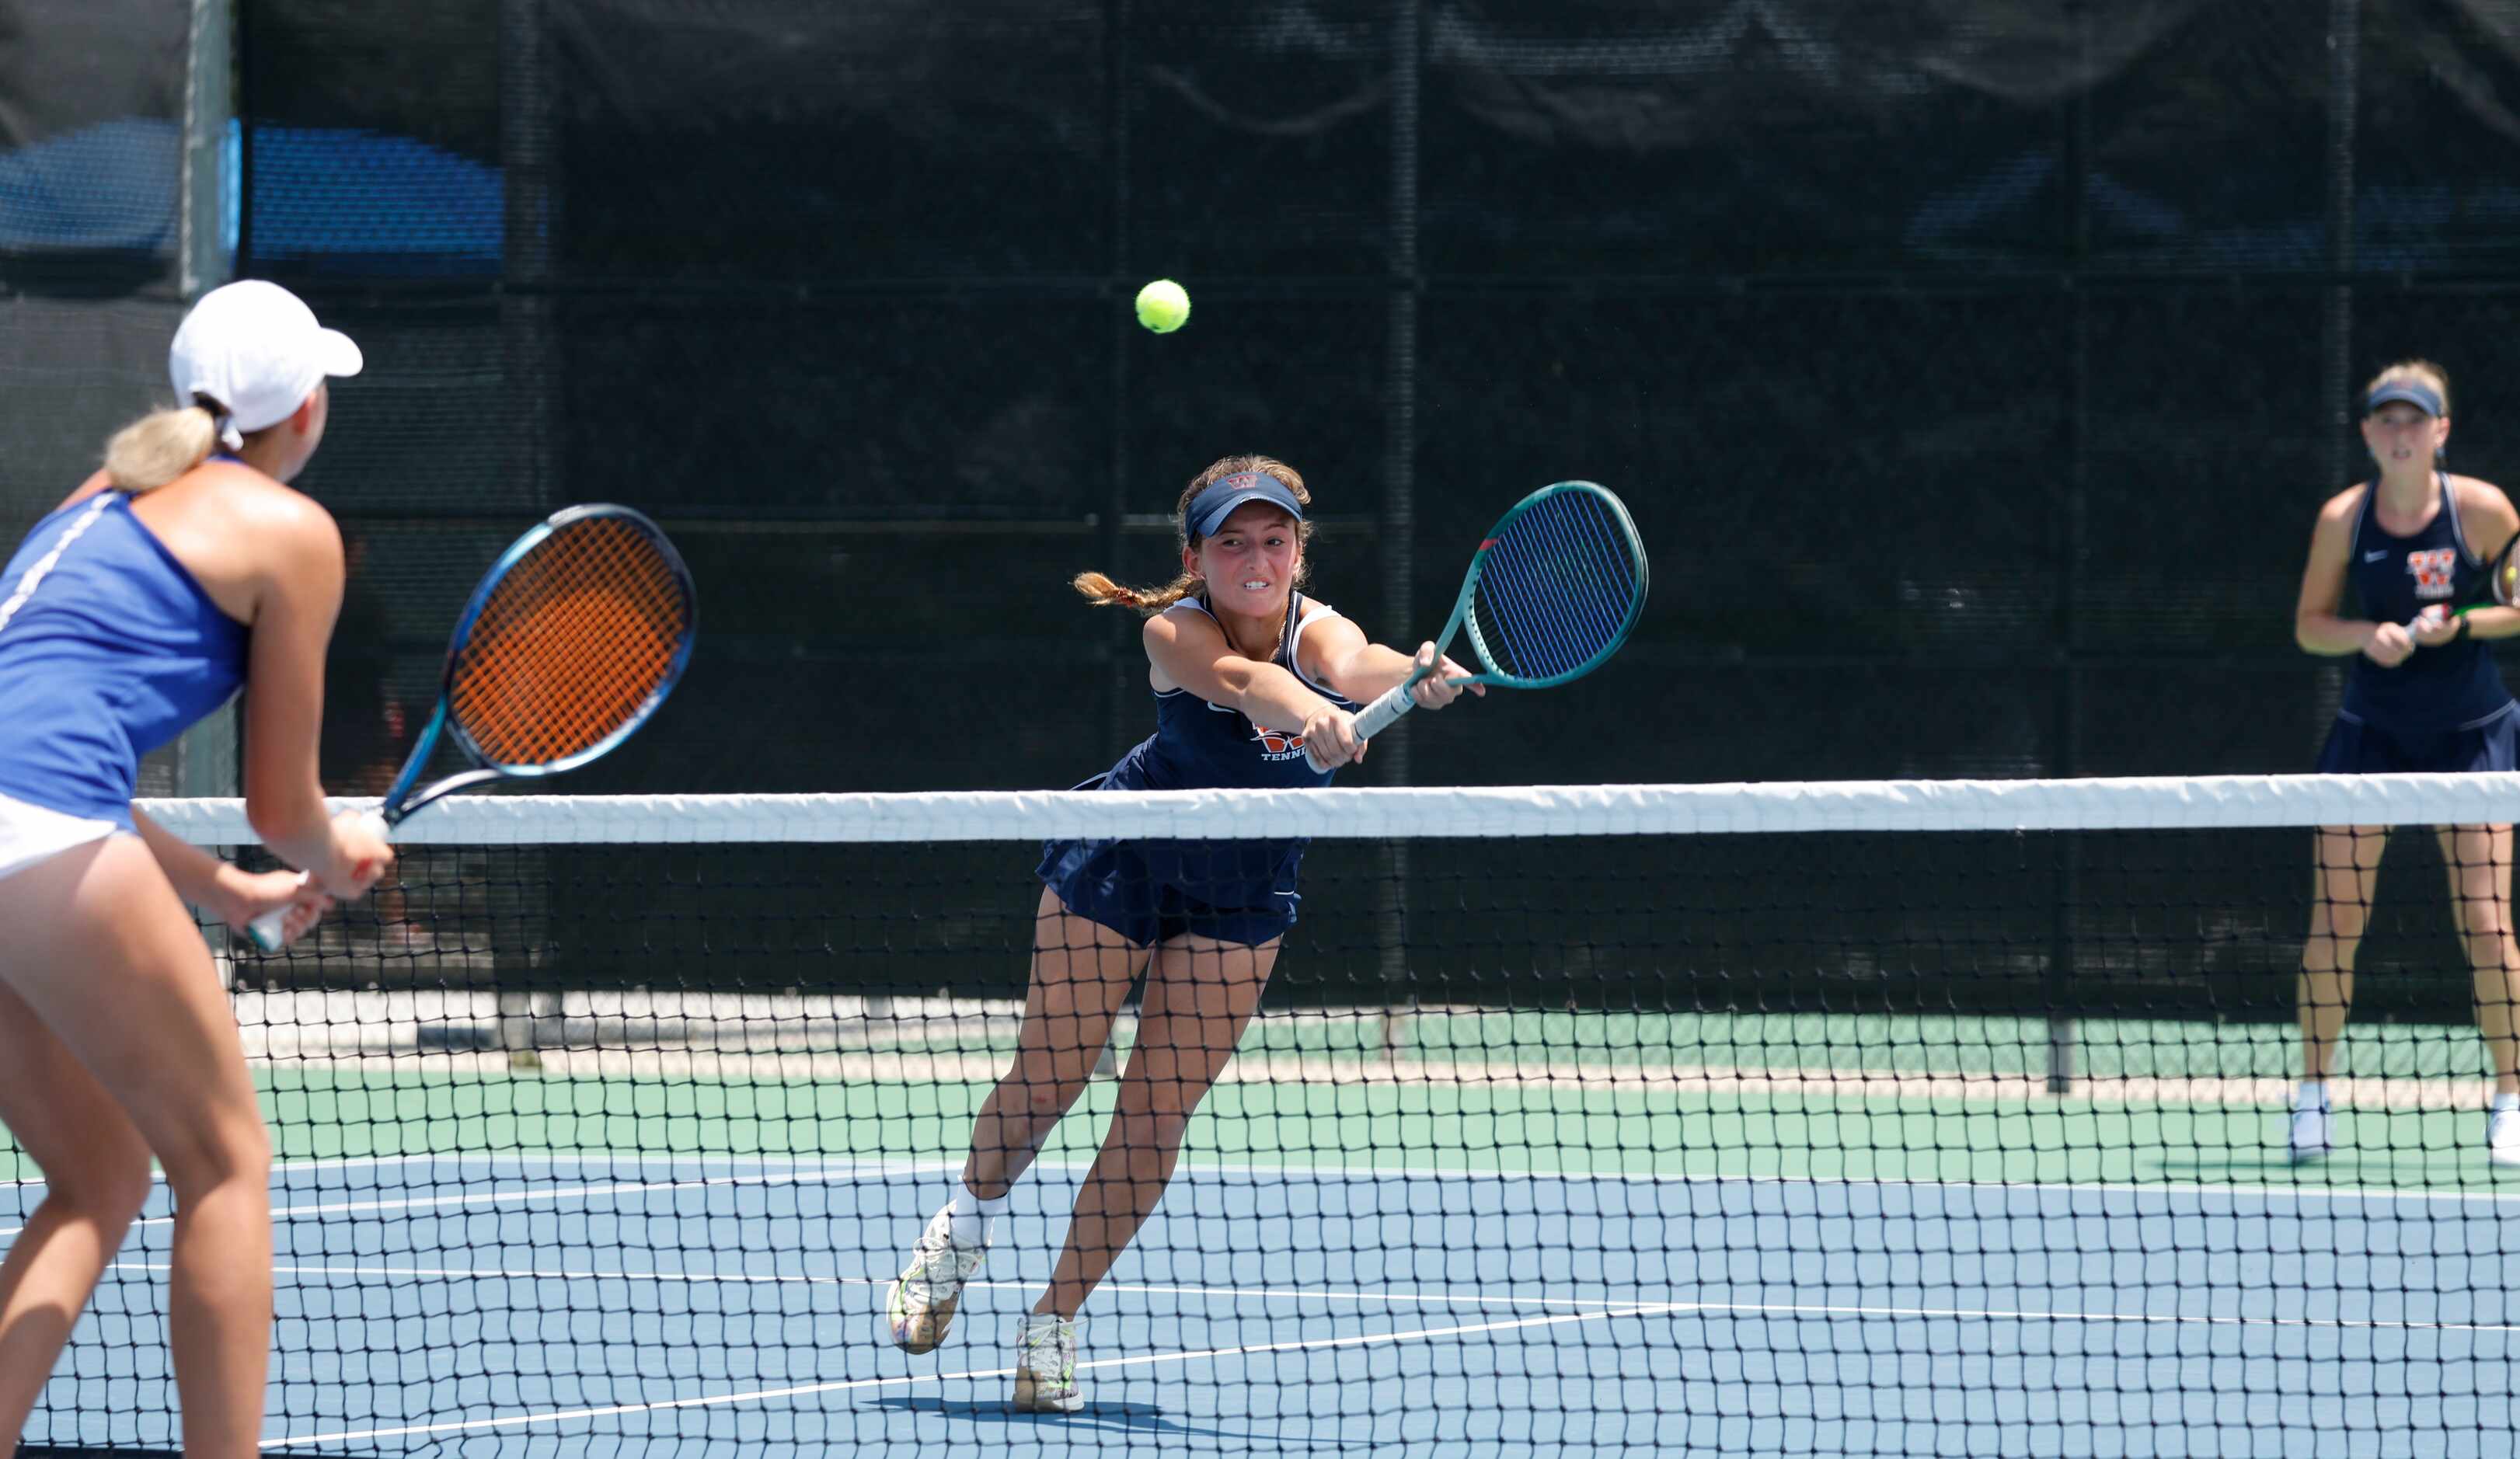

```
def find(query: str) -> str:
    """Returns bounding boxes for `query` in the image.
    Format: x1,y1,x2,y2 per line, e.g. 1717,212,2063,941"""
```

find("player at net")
0,280,392,1457
882,454,1481,1412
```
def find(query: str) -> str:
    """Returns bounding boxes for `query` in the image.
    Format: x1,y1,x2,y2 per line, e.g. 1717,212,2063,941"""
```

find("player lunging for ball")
883,455,1479,1412
2292,360,2520,1165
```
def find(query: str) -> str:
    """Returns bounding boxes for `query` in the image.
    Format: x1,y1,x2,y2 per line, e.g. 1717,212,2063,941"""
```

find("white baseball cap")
169,280,363,448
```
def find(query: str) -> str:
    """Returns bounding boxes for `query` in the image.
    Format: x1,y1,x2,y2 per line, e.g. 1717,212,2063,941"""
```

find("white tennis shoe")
2489,1104,2520,1168
885,1204,988,1354
1012,1313,1083,1413
2288,1102,2332,1164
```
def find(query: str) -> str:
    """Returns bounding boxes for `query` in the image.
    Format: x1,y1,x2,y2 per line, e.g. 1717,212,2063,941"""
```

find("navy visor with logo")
1187,471,1305,538
2367,381,2445,417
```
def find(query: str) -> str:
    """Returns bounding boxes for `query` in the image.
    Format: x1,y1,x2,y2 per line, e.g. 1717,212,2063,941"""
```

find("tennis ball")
1135,278,1190,334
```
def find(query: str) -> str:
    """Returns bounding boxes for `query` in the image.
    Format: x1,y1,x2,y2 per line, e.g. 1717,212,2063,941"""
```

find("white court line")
219,1264,2520,1328
2,1151,935,1193
0,1165,937,1241
259,1148,2520,1207
263,1151,905,1177
14,1149,2520,1244
259,1290,2520,1450
120,1262,1675,1314
151,1261,2520,1332
259,1302,1674,1448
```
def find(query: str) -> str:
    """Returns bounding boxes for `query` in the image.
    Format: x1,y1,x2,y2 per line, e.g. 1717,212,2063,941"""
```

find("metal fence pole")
1376,0,1422,1056
175,0,239,806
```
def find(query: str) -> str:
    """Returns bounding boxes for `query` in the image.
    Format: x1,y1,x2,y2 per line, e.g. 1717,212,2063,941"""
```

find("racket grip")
1300,680,1425,772
242,810,392,952
245,874,311,953
1351,680,1419,741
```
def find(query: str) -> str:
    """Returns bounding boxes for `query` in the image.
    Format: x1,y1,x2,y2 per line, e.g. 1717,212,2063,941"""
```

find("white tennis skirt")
0,790,120,886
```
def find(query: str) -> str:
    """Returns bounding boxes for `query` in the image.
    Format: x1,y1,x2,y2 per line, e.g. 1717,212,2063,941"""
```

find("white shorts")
0,790,120,886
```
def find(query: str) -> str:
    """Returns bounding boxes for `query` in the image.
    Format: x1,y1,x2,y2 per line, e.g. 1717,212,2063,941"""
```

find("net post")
1374,0,1424,1059
2044,12,2092,1098
491,0,556,1066
2046,1011,2076,1095
173,0,239,806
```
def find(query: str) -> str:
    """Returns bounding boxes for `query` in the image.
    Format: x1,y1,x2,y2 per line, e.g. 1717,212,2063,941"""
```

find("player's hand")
320,810,396,900
2364,620,2417,667
221,869,333,949
1407,641,1485,711
2408,605,2463,649
1301,705,1365,769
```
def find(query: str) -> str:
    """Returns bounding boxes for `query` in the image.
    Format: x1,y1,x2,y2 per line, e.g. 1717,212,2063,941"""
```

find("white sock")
2493,1092,2519,1115
946,1184,1010,1247
2295,1081,2330,1113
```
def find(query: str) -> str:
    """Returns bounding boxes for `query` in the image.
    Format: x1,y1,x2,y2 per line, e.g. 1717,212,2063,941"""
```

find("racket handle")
1304,680,1422,771
244,810,392,952
245,875,309,953
1351,680,1420,741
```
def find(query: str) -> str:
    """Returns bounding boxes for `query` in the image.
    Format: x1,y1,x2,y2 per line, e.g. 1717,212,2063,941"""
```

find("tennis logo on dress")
1253,724,1311,761
2407,548,2458,599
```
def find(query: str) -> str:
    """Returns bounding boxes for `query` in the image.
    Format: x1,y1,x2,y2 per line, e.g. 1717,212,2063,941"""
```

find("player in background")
2291,359,2520,1166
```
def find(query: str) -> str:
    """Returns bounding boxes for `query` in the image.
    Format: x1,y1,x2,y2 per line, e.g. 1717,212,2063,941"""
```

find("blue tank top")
0,490,250,827
1099,591,1358,792
2339,473,2514,736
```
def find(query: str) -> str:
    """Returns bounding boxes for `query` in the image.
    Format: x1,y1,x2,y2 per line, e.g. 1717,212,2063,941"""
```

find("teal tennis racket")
1322,481,1648,764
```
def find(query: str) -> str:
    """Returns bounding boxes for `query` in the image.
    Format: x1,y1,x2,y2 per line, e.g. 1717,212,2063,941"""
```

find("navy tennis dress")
1039,591,1356,947
2316,473,2518,774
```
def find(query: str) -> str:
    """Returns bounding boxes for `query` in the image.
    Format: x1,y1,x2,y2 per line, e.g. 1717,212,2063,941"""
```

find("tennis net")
15,775,2520,1457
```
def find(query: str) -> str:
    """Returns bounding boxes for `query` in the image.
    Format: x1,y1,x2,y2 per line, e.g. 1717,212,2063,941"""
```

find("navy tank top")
2339,473,2513,736
0,491,249,827
1100,590,1358,792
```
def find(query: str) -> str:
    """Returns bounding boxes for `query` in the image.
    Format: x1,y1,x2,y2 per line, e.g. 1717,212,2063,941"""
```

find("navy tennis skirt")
2315,703,2520,775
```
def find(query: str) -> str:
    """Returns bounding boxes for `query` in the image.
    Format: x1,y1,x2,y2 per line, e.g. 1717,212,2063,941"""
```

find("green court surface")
13,1008,2492,1195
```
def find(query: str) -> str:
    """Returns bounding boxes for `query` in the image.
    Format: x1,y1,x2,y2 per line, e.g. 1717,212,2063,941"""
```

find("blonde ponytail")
103,406,219,492
1073,569,1201,615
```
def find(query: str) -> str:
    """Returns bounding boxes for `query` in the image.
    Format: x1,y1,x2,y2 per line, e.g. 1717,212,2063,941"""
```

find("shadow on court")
868,1395,1296,1445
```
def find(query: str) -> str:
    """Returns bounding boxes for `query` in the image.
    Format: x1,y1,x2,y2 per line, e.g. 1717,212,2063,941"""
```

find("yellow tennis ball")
1135,278,1190,334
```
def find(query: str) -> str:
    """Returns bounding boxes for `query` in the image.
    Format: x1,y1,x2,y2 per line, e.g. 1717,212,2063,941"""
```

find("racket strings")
1473,493,1643,679
449,517,693,765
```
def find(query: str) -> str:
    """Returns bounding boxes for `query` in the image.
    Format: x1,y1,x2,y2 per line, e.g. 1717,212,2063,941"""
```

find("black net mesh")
14,789,2520,1455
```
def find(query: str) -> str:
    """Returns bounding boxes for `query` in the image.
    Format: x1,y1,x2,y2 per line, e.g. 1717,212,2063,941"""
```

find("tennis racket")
1312,481,1648,768
248,503,697,950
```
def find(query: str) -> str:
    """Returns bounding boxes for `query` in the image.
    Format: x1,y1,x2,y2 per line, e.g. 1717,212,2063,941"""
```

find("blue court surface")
16,1151,2518,1458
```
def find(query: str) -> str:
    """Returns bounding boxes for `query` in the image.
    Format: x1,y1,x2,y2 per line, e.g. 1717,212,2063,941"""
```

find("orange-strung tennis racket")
249,503,696,949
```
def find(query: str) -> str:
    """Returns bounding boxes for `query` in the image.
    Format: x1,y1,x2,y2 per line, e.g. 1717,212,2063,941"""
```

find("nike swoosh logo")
2365,550,2389,561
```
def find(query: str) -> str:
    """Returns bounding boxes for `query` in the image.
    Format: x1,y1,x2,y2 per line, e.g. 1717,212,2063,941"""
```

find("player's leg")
2437,823,2520,1162
0,978,156,1443
1016,928,1277,1412
2296,824,2385,1159
0,836,274,1458
887,886,1147,1354
965,886,1152,1196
